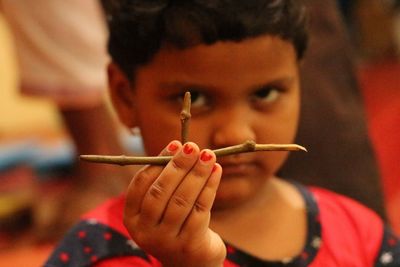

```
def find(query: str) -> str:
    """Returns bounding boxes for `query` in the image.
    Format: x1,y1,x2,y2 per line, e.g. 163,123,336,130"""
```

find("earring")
130,127,141,136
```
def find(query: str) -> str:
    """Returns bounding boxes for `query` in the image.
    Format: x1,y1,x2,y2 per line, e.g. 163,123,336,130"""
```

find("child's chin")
212,187,251,211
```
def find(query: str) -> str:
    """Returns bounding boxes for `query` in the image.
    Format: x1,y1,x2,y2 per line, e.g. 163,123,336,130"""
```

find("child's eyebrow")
249,76,296,90
158,76,296,92
159,81,217,91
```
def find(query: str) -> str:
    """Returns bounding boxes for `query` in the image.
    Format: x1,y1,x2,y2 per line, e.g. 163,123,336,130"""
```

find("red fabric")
82,194,130,239
359,61,400,234
82,195,165,266
83,187,384,266
309,187,383,267
94,256,161,267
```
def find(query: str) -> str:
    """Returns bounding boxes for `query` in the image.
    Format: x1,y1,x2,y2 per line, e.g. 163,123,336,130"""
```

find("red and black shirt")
45,184,400,267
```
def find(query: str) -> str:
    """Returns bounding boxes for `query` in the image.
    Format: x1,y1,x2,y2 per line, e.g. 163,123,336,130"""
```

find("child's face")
111,35,300,208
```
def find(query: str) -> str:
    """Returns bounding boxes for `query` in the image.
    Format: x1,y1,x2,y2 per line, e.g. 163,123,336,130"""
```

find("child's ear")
107,62,137,129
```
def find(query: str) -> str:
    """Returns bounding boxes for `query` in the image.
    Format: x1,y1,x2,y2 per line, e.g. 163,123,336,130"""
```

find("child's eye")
252,87,281,104
177,90,207,108
189,91,207,107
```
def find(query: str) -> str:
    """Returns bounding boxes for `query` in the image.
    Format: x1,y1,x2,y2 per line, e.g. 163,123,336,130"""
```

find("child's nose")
211,110,256,148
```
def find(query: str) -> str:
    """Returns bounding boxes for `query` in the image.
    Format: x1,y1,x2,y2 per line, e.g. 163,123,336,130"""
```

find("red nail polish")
183,144,193,154
200,151,213,162
167,142,178,152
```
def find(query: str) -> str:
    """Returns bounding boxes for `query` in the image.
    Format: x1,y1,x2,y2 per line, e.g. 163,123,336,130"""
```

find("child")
45,0,400,266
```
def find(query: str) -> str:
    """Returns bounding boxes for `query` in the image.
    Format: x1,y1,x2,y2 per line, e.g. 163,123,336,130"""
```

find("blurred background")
0,0,400,266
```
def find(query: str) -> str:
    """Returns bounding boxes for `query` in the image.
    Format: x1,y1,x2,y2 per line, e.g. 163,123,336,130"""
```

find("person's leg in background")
1,0,136,239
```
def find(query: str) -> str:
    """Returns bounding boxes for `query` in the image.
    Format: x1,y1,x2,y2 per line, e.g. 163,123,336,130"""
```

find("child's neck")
210,177,307,261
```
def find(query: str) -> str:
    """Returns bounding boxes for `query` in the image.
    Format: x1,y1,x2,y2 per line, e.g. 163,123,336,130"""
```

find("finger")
160,149,216,234
138,142,199,227
124,140,182,220
179,163,222,238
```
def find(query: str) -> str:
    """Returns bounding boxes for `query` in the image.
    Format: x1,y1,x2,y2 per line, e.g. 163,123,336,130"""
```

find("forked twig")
80,141,306,166
80,92,307,166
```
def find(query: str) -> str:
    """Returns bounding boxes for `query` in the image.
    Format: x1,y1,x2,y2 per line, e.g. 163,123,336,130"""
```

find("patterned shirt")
45,185,400,267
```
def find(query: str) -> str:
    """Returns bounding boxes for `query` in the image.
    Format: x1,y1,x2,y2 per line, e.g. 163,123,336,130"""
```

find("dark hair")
101,0,308,80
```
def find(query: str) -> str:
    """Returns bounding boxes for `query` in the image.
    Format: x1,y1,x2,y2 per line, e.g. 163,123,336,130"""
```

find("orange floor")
0,244,53,267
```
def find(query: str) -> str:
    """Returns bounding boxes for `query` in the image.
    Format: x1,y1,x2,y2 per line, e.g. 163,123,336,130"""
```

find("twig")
80,140,307,166
180,92,191,144
212,140,307,157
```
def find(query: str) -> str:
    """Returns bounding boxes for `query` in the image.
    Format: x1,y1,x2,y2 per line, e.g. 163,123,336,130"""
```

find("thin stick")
180,92,191,144
80,140,307,166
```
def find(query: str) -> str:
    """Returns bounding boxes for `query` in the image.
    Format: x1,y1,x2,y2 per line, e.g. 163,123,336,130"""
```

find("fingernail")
200,150,213,162
167,142,179,152
183,143,193,155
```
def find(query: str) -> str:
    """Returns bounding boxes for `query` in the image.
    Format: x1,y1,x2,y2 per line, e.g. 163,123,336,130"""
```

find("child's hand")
124,141,226,267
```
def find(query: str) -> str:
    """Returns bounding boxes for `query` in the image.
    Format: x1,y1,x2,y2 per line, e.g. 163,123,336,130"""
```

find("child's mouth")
219,162,258,177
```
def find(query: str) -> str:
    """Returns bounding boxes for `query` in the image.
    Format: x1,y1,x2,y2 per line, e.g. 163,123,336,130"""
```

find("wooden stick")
80,141,307,166
180,92,191,144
